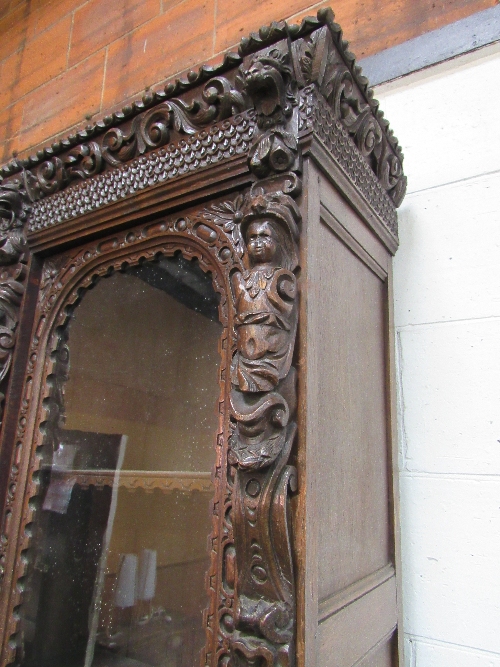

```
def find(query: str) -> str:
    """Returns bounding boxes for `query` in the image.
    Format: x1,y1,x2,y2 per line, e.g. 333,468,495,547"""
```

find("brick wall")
0,0,495,164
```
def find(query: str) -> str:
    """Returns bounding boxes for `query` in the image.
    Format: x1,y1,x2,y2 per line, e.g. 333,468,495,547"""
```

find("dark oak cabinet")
0,9,406,667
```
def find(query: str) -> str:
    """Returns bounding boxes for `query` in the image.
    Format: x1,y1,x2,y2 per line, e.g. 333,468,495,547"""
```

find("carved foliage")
23,77,246,200
0,183,30,265
0,183,30,430
28,114,255,233
297,19,407,207
223,186,299,667
208,47,302,667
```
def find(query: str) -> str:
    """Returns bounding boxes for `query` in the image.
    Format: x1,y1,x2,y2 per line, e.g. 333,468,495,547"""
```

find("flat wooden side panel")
304,162,397,666
318,576,397,667
308,212,391,600
356,637,394,667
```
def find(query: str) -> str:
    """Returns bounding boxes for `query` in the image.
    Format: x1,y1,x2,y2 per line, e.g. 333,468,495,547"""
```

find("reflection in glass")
20,255,222,667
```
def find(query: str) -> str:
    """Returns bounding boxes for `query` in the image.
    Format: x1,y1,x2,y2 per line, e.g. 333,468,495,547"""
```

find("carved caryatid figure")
229,190,299,471
228,188,300,667
231,192,299,394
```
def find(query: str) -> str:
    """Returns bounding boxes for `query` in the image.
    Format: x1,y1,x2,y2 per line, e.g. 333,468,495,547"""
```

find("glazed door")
3,239,228,667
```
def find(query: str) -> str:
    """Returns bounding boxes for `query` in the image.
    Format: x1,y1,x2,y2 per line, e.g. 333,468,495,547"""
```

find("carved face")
243,51,291,122
246,221,278,265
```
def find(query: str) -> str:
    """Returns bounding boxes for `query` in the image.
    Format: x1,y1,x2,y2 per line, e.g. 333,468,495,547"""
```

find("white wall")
375,43,500,666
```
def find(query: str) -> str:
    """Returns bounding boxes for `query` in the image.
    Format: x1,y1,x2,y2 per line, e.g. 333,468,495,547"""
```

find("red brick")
0,3,36,61
69,0,161,67
32,0,85,35
215,0,319,53
331,0,495,58
0,140,11,164
214,0,495,56
5,16,72,102
0,0,28,21
0,99,24,148
19,50,105,150
0,50,23,112
103,0,215,109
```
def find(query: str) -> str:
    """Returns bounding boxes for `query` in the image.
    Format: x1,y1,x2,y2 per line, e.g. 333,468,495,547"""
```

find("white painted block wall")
375,43,500,666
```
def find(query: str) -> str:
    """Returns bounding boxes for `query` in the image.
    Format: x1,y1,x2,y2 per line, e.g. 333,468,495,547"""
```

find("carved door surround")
0,8,406,667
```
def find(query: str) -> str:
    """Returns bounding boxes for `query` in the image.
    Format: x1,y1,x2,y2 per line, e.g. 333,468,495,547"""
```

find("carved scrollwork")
0,264,26,416
297,10,407,207
24,76,246,198
0,183,30,265
199,45,305,667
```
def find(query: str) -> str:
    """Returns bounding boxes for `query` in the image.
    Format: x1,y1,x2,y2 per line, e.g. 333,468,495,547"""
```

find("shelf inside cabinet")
49,469,214,493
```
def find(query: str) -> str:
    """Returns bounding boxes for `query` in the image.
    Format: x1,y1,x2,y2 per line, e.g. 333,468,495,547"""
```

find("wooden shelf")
50,469,213,493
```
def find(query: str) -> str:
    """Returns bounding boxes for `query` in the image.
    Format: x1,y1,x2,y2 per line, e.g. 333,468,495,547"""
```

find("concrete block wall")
376,43,500,666
0,0,495,164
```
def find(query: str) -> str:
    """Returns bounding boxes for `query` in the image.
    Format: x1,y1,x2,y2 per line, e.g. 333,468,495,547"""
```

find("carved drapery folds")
0,183,30,425
224,46,301,667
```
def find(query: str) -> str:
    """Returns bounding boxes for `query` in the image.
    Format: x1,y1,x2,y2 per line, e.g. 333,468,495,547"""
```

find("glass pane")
20,255,222,667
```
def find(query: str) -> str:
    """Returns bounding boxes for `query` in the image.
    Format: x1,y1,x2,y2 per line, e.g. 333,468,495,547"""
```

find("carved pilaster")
225,45,302,667
0,183,31,427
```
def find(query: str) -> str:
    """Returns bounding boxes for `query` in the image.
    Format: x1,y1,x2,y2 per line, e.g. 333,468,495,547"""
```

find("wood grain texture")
318,577,397,667
307,187,392,600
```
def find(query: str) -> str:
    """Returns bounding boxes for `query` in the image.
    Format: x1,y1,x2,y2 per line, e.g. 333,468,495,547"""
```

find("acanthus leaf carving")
297,14,407,207
0,182,31,265
25,76,247,198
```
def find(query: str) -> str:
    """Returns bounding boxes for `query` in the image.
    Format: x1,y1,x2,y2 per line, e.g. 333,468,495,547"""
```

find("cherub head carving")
239,190,300,272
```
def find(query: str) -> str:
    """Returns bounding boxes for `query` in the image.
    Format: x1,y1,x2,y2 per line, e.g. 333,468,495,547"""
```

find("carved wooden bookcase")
0,9,406,667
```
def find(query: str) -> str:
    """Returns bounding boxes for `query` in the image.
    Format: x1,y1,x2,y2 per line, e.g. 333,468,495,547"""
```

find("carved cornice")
0,14,324,180
0,9,405,229
296,11,407,207
299,87,399,235
27,113,255,233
